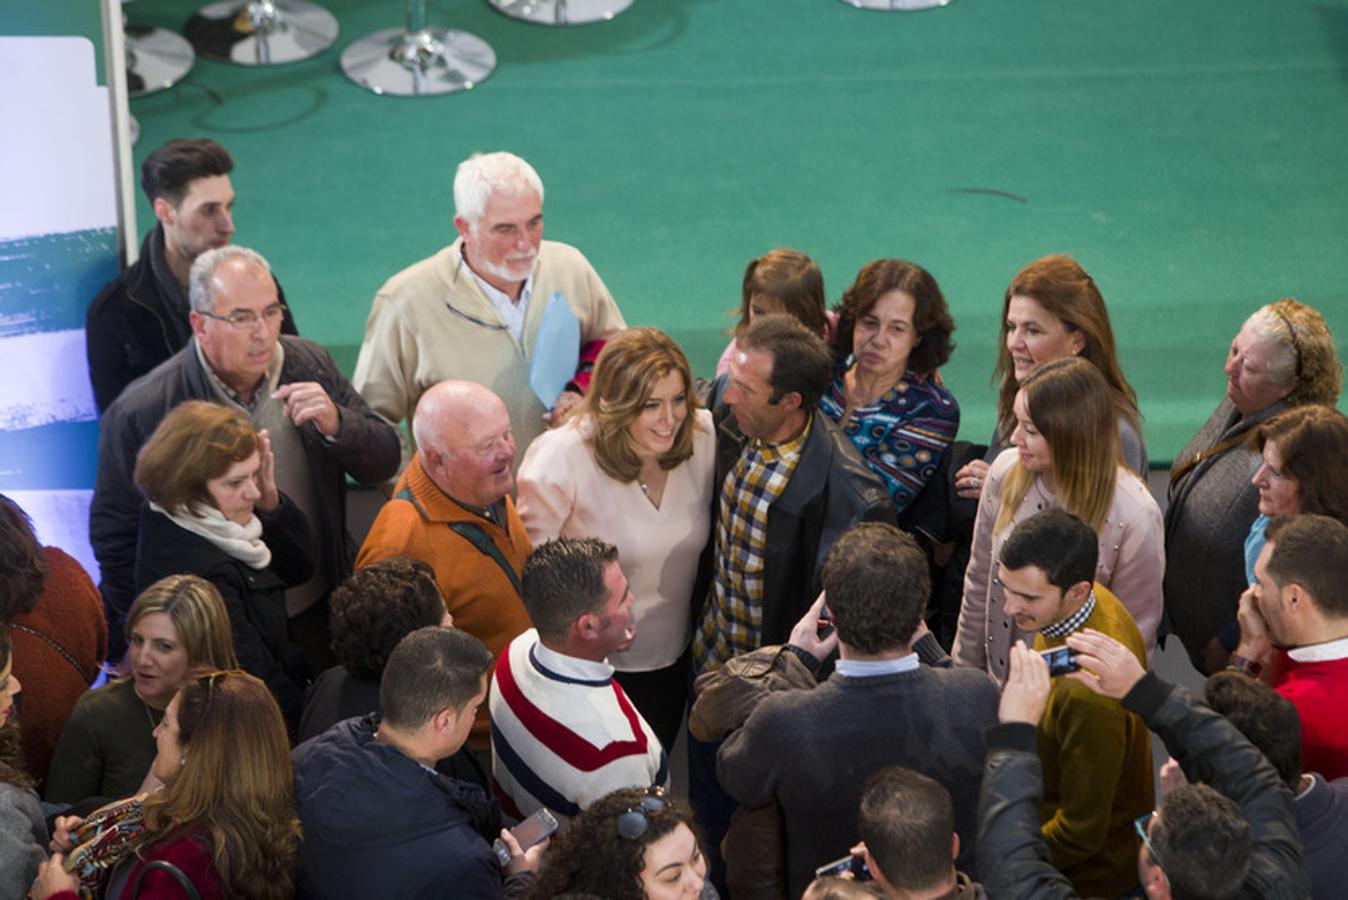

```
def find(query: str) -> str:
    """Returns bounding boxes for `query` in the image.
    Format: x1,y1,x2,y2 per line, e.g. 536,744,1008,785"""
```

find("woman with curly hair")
529,787,710,900
32,670,301,900
823,259,959,514
516,329,715,750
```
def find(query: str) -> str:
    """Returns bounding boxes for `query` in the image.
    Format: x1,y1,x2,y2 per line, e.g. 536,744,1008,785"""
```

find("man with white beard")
353,151,625,469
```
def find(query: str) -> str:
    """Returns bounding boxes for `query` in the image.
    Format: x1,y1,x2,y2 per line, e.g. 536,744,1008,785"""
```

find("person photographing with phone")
985,508,1153,897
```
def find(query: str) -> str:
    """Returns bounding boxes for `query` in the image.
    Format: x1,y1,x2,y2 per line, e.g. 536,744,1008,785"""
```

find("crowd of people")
0,138,1344,899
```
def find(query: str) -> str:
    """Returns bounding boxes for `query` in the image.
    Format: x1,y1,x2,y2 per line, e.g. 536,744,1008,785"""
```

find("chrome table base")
185,0,340,65
341,26,496,96
488,0,634,26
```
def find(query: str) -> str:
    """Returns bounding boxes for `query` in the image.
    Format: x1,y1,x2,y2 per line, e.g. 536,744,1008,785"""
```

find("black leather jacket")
977,672,1310,899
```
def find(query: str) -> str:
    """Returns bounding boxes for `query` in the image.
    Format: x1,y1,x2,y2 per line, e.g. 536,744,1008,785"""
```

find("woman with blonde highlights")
1166,298,1342,674
952,358,1164,683
517,329,715,748
132,400,312,730
46,576,238,808
33,670,301,900
954,254,1146,500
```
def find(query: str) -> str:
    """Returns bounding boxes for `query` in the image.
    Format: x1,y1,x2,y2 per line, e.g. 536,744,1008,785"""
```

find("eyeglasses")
617,786,668,840
198,304,286,330
1271,307,1304,381
1134,811,1168,879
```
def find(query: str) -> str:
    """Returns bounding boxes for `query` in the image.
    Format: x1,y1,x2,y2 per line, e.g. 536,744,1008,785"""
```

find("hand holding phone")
814,852,871,881
1041,646,1080,677
494,808,559,867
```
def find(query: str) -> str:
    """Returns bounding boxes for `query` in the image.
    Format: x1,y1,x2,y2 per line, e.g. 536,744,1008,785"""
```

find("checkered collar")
747,414,811,463
1040,590,1096,639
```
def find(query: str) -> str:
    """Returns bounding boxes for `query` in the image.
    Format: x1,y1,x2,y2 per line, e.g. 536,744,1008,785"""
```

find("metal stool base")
488,0,634,26
840,0,952,9
185,0,339,65
125,25,195,97
341,27,496,96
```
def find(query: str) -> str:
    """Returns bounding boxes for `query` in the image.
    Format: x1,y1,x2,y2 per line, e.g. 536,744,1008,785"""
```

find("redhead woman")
951,357,1164,684
45,576,238,808
716,248,835,377
1165,299,1341,674
133,400,312,727
821,259,959,513
33,670,301,900
517,328,715,749
955,255,1145,500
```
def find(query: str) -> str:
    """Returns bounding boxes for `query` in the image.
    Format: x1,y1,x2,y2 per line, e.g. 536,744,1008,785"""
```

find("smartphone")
494,807,559,866
1041,646,1080,677
816,603,835,640
814,853,871,881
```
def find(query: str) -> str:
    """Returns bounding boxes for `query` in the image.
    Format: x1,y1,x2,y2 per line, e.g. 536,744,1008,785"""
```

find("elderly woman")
716,248,835,377
0,494,106,786
517,328,715,750
45,576,238,808
528,786,710,900
133,400,312,727
33,670,301,900
952,357,1164,683
821,259,959,515
1165,299,1342,674
1244,405,1348,580
955,255,1146,499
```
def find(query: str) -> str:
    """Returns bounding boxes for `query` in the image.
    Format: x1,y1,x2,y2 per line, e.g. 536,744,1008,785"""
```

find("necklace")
135,688,161,731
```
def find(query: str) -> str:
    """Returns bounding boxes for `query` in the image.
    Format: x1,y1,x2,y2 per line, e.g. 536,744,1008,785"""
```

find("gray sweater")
0,780,48,899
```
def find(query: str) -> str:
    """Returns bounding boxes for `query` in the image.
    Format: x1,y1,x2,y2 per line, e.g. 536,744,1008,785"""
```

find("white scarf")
150,501,272,570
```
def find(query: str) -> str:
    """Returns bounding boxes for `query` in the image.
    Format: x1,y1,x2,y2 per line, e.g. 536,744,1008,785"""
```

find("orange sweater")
355,454,532,747
10,548,107,786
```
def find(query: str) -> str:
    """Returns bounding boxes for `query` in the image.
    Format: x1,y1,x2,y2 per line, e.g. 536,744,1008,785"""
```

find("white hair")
189,245,272,313
1245,305,1300,386
453,152,545,224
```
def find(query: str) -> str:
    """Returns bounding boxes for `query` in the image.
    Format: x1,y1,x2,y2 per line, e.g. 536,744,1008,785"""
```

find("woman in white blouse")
517,328,715,750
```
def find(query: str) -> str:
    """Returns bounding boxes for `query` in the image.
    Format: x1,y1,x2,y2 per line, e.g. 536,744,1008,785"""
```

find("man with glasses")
353,151,625,472
978,638,1308,900
86,138,298,414
91,245,400,664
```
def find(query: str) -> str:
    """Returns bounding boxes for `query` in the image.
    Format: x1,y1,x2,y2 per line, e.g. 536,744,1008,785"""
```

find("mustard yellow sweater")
1035,584,1154,898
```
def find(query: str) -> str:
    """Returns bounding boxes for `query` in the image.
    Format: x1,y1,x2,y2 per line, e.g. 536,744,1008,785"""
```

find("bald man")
355,381,532,751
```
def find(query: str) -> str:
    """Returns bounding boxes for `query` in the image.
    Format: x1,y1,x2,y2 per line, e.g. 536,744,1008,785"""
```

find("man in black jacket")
978,636,1309,900
85,138,297,413
90,245,398,662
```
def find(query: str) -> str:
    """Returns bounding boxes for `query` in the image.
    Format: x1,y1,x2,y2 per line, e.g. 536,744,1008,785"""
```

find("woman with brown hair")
951,357,1164,683
0,494,106,786
821,259,959,513
133,400,312,729
716,248,835,377
1165,298,1342,674
517,328,715,749
954,254,1146,500
45,576,238,809
33,670,301,900
1243,404,1348,581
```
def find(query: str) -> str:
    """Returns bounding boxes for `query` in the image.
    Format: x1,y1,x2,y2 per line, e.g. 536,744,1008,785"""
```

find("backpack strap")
395,488,522,597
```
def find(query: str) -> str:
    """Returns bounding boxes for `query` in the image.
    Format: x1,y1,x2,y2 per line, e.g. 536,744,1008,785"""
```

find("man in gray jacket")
90,246,399,662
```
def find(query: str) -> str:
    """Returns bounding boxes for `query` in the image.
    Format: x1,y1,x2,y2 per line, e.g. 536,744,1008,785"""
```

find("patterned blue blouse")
818,362,960,513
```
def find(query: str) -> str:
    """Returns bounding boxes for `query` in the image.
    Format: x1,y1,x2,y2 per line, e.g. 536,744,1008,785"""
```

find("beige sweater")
352,238,626,469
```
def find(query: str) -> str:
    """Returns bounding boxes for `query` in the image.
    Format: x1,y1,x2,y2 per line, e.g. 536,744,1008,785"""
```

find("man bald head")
413,381,516,508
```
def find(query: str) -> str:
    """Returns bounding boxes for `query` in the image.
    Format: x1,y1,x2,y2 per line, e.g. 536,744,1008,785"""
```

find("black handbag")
129,860,202,900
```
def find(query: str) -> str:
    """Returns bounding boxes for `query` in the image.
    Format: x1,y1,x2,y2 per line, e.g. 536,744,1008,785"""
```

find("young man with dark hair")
293,626,542,898
1204,671,1348,898
489,537,666,821
1232,513,1348,780
86,137,297,413
717,522,998,899
858,767,985,899
978,637,1308,900
992,508,1153,897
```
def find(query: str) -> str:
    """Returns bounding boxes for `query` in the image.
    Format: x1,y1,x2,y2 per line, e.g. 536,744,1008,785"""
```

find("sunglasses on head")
617,786,668,841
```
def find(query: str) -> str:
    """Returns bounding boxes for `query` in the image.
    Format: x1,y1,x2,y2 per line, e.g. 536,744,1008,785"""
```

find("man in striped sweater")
489,538,667,822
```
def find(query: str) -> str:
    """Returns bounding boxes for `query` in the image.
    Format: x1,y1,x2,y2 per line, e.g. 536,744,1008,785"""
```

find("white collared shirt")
835,653,920,678
467,264,534,343
1288,634,1348,663
531,637,615,682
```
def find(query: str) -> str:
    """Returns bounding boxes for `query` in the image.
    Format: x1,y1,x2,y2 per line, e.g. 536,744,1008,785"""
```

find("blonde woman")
45,576,238,808
951,357,1163,683
517,328,715,749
